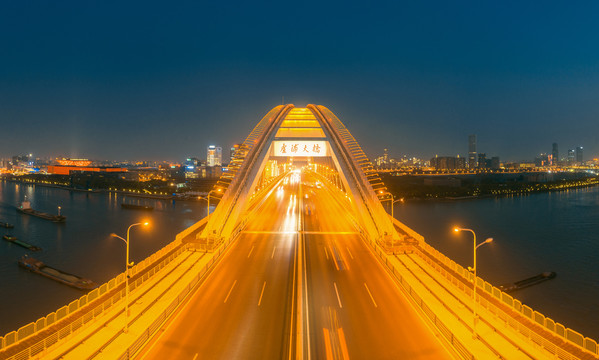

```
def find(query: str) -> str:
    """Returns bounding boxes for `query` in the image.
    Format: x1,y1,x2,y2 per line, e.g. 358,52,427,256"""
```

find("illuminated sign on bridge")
273,140,328,157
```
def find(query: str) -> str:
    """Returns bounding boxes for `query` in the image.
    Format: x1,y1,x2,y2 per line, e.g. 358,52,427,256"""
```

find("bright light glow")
143,222,149,226
454,227,460,232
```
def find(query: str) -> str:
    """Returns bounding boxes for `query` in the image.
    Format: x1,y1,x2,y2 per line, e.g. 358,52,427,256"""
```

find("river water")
0,181,208,335
393,186,599,340
1,181,598,341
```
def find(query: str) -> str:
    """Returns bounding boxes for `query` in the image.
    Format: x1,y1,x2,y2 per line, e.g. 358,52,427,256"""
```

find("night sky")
2,1,599,162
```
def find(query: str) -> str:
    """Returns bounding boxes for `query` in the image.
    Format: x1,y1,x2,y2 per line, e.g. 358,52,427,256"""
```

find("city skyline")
2,2,599,162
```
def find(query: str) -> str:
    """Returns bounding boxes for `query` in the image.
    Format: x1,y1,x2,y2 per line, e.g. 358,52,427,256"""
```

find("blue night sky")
1,1,599,162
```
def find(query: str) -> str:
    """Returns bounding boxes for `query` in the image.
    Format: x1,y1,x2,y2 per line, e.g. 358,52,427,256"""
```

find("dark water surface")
0,181,207,335
393,186,599,340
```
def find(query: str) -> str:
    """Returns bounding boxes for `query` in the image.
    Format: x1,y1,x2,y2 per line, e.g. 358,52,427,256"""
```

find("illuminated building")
567,149,575,164
207,145,222,167
430,155,466,170
576,146,583,164
47,165,126,175
468,134,477,168
552,143,559,165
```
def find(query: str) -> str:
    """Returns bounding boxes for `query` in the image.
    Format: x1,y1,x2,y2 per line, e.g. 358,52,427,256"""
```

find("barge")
18,255,97,290
3,235,41,251
16,199,66,222
121,203,154,211
499,272,556,293
0,221,14,228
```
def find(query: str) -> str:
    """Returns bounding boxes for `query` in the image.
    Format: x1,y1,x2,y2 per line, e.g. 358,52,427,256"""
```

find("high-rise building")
567,149,575,164
576,146,583,164
207,145,222,167
552,143,559,166
477,153,486,168
468,135,477,168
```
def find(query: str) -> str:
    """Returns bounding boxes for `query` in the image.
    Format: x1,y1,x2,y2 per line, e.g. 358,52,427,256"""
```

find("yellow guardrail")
0,217,207,359
391,217,598,359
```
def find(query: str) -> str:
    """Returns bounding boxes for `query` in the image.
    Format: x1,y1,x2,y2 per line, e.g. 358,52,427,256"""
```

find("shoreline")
0,177,209,201
399,179,599,203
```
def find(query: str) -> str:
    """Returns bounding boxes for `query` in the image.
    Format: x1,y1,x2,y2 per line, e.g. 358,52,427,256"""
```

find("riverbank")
382,173,599,202
1,176,217,201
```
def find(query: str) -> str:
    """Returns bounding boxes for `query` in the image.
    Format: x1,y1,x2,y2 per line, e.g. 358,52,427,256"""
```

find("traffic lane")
142,232,295,359
245,181,298,232
341,235,452,359
305,234,451,360
304,181,451,358
143,178,300,359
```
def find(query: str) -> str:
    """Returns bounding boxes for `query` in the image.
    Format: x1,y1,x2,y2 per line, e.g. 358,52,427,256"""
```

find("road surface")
140,172,452,359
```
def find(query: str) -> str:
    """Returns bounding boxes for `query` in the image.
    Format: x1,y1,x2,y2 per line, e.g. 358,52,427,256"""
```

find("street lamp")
379,192,403,220
111,221,149,333
453,227,493,339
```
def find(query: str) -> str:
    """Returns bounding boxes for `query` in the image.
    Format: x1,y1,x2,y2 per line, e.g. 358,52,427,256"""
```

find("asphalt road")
140,172,452,360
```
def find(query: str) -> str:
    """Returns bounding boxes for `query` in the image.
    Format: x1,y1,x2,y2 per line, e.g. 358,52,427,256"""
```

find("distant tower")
576,146,583,164
552,143,558,166
567,149,575,164
468,135,477,169
207,145,222,167
383,148,389,165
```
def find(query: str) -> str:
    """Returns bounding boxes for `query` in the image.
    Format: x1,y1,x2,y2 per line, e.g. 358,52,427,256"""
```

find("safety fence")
361,235,475,360
391,218,598,359
0,217,207,359
116,234,238,359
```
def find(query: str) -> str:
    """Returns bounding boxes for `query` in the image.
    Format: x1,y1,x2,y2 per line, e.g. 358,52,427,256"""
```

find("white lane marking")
258,281,266,306
224,280,237,303
324,246,330,260
271,246,276,259
330,245,340,271
346,247,354,260
247,245,255,258
364,283,378,308
334,282,343,308
192,353,199,360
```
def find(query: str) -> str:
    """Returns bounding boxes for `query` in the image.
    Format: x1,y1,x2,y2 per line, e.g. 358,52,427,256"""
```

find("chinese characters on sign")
273,141,327,157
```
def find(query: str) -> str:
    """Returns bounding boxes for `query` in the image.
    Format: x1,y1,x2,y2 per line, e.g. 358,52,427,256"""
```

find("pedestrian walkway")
40,248,215,360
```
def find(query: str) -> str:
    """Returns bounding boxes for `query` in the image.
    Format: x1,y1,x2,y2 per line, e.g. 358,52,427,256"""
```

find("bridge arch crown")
194,104,399,249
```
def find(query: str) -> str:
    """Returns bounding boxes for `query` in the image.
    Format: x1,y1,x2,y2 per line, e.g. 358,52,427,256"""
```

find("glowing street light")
453,227,493,339
111,221,149,333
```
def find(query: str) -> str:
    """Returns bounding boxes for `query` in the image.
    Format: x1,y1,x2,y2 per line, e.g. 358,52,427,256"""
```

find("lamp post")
453,227,493,339
206,188,221,217
380,192,403,220
111,221,149,333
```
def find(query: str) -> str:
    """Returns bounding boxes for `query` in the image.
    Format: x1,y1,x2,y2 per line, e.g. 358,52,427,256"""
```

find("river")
393,186,599,340
0,181,208,335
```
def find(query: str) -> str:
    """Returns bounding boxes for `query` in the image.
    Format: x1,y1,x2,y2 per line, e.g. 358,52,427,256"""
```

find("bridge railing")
391,217,598,359
360,230,474,360
0,217,207,359
115,231,240,360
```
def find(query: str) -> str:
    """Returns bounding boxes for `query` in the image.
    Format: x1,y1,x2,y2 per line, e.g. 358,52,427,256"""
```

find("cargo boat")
121,203,154,211
0,221,14,228
499,272,556,293
16,199,66,222
3,235,41,251
18,255,97,290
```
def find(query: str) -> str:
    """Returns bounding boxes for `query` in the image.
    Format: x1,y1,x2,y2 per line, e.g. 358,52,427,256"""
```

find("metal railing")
361,234,474,360
392,217,598,359
0,218,209,359
116,234,238,360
